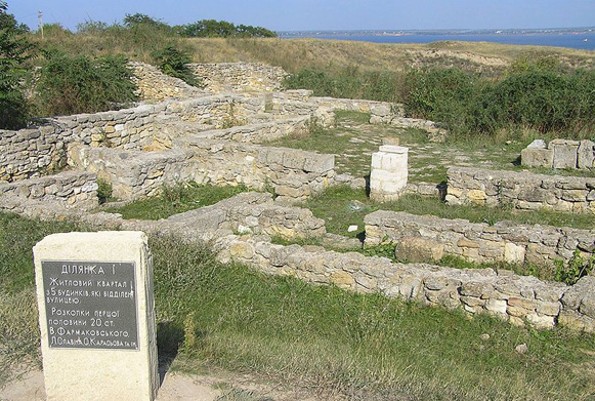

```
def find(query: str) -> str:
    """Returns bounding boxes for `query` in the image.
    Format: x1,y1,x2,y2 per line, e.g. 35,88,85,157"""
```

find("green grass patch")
104,182,248,220
1,212,594,399
304,186,595,238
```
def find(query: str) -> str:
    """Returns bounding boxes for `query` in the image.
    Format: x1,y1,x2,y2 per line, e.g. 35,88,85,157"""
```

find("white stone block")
379,145,408,154
371,153,383,169
33,232,159,401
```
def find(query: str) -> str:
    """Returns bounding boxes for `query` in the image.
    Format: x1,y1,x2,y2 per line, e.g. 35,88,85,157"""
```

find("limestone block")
466,189,487,205
504,242,526,264
527,139,547,149
521,147,554,168
485,299,508,315
558,310,595,332
330,271,355,289
303,154,334,173
370,146,408,202
551,140,579,169
526,313,556,329
395,237,444,263
577,140,595,169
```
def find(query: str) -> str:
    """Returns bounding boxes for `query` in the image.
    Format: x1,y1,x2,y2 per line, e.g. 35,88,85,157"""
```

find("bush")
402,67,478,137
152,45,201,87
402,61,595,139
0,3,34,129
34,53,137,116
283,67,402,102
177,19,276,38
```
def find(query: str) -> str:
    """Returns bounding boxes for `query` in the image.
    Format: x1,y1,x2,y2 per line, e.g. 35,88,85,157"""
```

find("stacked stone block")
364,210,594,267
521,139,595,170
446,167,595,213
370,145,408,202
189,63,288,93
218,235,595,331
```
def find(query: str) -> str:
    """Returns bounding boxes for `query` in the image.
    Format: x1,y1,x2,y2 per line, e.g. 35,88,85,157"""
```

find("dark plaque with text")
41,261,139,350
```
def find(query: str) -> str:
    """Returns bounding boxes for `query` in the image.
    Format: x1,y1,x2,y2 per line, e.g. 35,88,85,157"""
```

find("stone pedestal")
33,231,159,401
370,145,408,202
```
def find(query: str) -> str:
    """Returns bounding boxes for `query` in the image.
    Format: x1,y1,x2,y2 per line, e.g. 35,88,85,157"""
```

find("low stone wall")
311,97,404,116
216,235,595,332
521,139,595,170
58,95,266,151
115,192,326,242
80,148,196,200
178,116,310,145
446,167,595,214
1,94,267,182
0,171,98,212
0,125,70,183
129,62,205,102
189,63,288,93
76,139,335,202
364,210,594,267
181,139,335,202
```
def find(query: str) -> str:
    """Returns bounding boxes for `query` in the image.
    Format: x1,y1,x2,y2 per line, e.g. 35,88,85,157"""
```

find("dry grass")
184,38,594,74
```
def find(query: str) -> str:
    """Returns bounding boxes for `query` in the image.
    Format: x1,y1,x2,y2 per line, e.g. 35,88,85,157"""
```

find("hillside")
32,32,594,75
186,38,594,74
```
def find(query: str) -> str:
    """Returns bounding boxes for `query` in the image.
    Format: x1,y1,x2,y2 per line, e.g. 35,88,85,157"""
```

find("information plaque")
41,261,139,350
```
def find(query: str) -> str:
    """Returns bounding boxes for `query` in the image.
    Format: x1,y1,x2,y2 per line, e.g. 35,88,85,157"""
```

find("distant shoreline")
278,28,595,51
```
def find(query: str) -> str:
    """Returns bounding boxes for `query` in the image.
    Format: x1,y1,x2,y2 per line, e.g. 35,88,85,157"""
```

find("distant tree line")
77,13,276,38
175,19,276,38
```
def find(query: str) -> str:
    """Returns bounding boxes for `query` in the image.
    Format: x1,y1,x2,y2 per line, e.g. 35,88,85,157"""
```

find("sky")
6,0,595,32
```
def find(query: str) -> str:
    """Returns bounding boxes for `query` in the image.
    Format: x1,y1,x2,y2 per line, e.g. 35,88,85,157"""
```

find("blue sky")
7,0,595,32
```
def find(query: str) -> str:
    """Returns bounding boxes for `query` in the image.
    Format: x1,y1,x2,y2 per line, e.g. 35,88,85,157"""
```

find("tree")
0,1,34,129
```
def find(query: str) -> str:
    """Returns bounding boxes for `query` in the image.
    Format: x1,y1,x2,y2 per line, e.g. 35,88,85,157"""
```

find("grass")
104,182,248,220
303,186,595,240
268,111,595,185
1,212,595,400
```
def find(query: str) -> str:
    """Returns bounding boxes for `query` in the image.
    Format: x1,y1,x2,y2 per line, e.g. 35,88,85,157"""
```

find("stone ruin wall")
364,210,595,268
1,61,594,334
0,94,266,183
129,62,205,101
189,63,288,93
521,139,595,170
446,167,595,214
0,171,98,213
72,137,335,202
217,234,595,332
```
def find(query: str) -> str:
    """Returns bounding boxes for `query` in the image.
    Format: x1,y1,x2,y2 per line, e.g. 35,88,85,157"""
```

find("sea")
278,29,595,51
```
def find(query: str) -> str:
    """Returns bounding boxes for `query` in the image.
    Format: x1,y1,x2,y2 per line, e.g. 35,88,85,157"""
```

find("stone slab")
33,231,159,401
521,148,553,168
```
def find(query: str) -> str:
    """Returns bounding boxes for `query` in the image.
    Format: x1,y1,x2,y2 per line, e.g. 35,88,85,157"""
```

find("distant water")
279,31,595,51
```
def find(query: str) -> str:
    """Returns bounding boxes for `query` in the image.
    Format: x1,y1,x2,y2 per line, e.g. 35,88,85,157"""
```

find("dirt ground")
0,368,333,401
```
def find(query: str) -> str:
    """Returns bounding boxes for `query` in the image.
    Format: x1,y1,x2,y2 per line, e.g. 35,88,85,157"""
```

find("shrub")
96,178,113,204
402,61,595,139
152,45,201,87
283,67,402,102
403,67,476,136
34,53,137,116
177,19,276,38
0,3,34,129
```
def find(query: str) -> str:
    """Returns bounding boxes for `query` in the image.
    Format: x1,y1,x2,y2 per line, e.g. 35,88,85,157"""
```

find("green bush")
177,19,276,38
283,67,401,102
152,45,201,87
0,3,34,129
402,61,595,139
34,53,137,116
